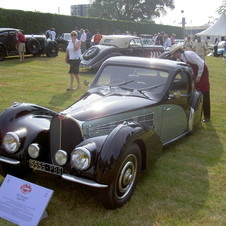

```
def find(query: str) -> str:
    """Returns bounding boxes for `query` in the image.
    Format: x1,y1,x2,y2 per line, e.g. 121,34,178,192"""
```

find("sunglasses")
71,34,77,36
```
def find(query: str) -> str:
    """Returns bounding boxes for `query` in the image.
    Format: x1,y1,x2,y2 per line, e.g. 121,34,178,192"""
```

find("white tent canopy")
196,12,226,37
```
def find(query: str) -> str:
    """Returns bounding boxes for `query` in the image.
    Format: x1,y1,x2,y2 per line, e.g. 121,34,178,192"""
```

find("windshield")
93,65,169,95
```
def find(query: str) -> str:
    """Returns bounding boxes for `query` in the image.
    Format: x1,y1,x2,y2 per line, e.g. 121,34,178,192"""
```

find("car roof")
0,28,18,32
99,35,140,48
101,56,188,71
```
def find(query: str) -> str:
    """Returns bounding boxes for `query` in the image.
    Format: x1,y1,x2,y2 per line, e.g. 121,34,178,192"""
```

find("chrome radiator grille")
50,115,83,164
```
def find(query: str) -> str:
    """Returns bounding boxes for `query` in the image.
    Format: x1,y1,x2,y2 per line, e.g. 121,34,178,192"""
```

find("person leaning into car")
65,31,81,91
170,44,211,123
16,30,26,62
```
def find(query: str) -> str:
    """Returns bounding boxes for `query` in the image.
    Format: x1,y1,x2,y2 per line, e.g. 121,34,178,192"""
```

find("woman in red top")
93,30,103,45
16,30,26,62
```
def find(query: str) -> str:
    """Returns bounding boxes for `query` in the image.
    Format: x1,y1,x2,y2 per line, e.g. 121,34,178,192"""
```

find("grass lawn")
0,52,226,225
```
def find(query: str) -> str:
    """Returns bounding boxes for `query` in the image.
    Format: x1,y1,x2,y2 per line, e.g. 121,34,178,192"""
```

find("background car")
80,35,164,71
0,28,58,61
0,56,203,209
55,33,71,51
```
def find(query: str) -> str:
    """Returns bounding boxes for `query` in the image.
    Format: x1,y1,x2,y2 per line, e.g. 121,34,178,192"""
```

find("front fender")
96,122,162,184
0,103,56,161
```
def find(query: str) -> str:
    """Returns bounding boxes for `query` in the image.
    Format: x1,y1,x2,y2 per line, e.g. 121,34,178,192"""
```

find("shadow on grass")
48,91,74,107
135,121,223,223
2,55,56,67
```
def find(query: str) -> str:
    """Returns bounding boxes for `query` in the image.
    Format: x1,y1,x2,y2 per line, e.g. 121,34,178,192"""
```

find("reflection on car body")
0,56,203,209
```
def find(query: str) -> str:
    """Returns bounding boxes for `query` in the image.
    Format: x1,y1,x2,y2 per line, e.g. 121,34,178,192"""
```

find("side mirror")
84,80,90,87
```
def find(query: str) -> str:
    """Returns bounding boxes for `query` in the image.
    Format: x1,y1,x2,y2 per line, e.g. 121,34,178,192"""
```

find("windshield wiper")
138,83,165,92
110,79,134,88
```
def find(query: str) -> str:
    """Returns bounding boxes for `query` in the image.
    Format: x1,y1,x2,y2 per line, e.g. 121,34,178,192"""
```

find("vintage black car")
0,56,203,209
80,35,164,70
0,28,58,61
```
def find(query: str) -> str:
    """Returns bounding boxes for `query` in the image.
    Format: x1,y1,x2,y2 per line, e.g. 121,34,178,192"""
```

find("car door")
7,30,18,52
159,72,191,144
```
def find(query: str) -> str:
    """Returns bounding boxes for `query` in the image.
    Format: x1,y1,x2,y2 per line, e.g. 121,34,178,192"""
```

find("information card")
0,174,54,226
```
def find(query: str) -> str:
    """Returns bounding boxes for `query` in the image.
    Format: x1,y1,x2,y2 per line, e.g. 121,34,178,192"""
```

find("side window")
0,31,9,37
169,72,188,95
129,38,142,47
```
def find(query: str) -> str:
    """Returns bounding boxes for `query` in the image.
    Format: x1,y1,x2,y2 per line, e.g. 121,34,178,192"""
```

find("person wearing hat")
170,44,211,123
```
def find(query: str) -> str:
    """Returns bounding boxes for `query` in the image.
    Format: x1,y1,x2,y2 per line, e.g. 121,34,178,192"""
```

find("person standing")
192,36,207,61
93,29,103,45
163,34,172,49
170,45,211,122
213,38,219,57
183,36,193,51
65,31,81,91
49,28,56,41
170,33,176,45
16,29,26,63
85,29,92,49
79,29,87,54
223,37,226,60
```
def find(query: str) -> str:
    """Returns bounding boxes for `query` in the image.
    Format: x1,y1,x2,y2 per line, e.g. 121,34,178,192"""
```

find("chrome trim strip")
62,174,108,188
0,155,20,165
163,131,189,146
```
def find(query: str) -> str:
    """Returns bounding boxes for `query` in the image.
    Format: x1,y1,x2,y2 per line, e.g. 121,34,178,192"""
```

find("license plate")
29,159,63,176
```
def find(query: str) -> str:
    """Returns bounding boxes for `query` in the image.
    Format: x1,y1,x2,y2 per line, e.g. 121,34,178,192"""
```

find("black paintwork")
0,56,202,202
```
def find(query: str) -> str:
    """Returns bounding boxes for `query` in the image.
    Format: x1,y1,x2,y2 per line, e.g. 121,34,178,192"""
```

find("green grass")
0,53,226,225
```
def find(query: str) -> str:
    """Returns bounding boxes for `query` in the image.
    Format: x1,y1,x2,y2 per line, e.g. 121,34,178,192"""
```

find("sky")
0,0,224,27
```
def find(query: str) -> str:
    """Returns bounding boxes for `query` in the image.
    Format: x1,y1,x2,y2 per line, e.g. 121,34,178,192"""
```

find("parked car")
55,33,71,51
0,28,58,61
0,56,203,209
80,35,164,71
213,41,225,56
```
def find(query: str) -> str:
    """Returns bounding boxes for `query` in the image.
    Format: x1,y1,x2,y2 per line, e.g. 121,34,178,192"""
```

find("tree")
88,0,175,22
217,0,226,14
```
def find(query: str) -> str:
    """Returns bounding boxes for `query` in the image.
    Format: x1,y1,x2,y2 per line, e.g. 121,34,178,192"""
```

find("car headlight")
28,143,41,158
71,147,91,170
55,150,68,166
3,132,20,153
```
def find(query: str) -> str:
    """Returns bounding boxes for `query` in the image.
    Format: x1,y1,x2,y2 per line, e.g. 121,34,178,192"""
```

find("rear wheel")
0,45,6,61
100,143,141,209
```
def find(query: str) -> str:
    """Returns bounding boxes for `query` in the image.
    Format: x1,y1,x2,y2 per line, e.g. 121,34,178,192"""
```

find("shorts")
18,43,26,52
68,59,81,74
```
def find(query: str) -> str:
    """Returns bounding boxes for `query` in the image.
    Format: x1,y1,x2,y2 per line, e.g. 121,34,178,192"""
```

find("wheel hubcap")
117,154,137,199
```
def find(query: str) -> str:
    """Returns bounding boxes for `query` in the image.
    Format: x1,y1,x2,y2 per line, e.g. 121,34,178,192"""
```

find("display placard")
0,174,54,226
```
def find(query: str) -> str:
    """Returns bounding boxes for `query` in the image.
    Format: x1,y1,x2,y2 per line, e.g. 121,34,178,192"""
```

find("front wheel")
46,43,58,57
100,143,141,209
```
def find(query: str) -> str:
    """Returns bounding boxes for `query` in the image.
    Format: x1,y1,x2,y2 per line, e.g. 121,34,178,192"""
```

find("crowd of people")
44,26,226,124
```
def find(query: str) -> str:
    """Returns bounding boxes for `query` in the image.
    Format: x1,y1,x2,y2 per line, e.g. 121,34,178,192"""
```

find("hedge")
0,8,183,37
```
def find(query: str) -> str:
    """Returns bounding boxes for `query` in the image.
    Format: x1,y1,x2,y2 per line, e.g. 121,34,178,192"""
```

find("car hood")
62,90,157,122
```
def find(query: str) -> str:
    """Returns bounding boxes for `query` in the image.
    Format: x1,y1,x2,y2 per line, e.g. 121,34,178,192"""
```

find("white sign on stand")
0,174,54,226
